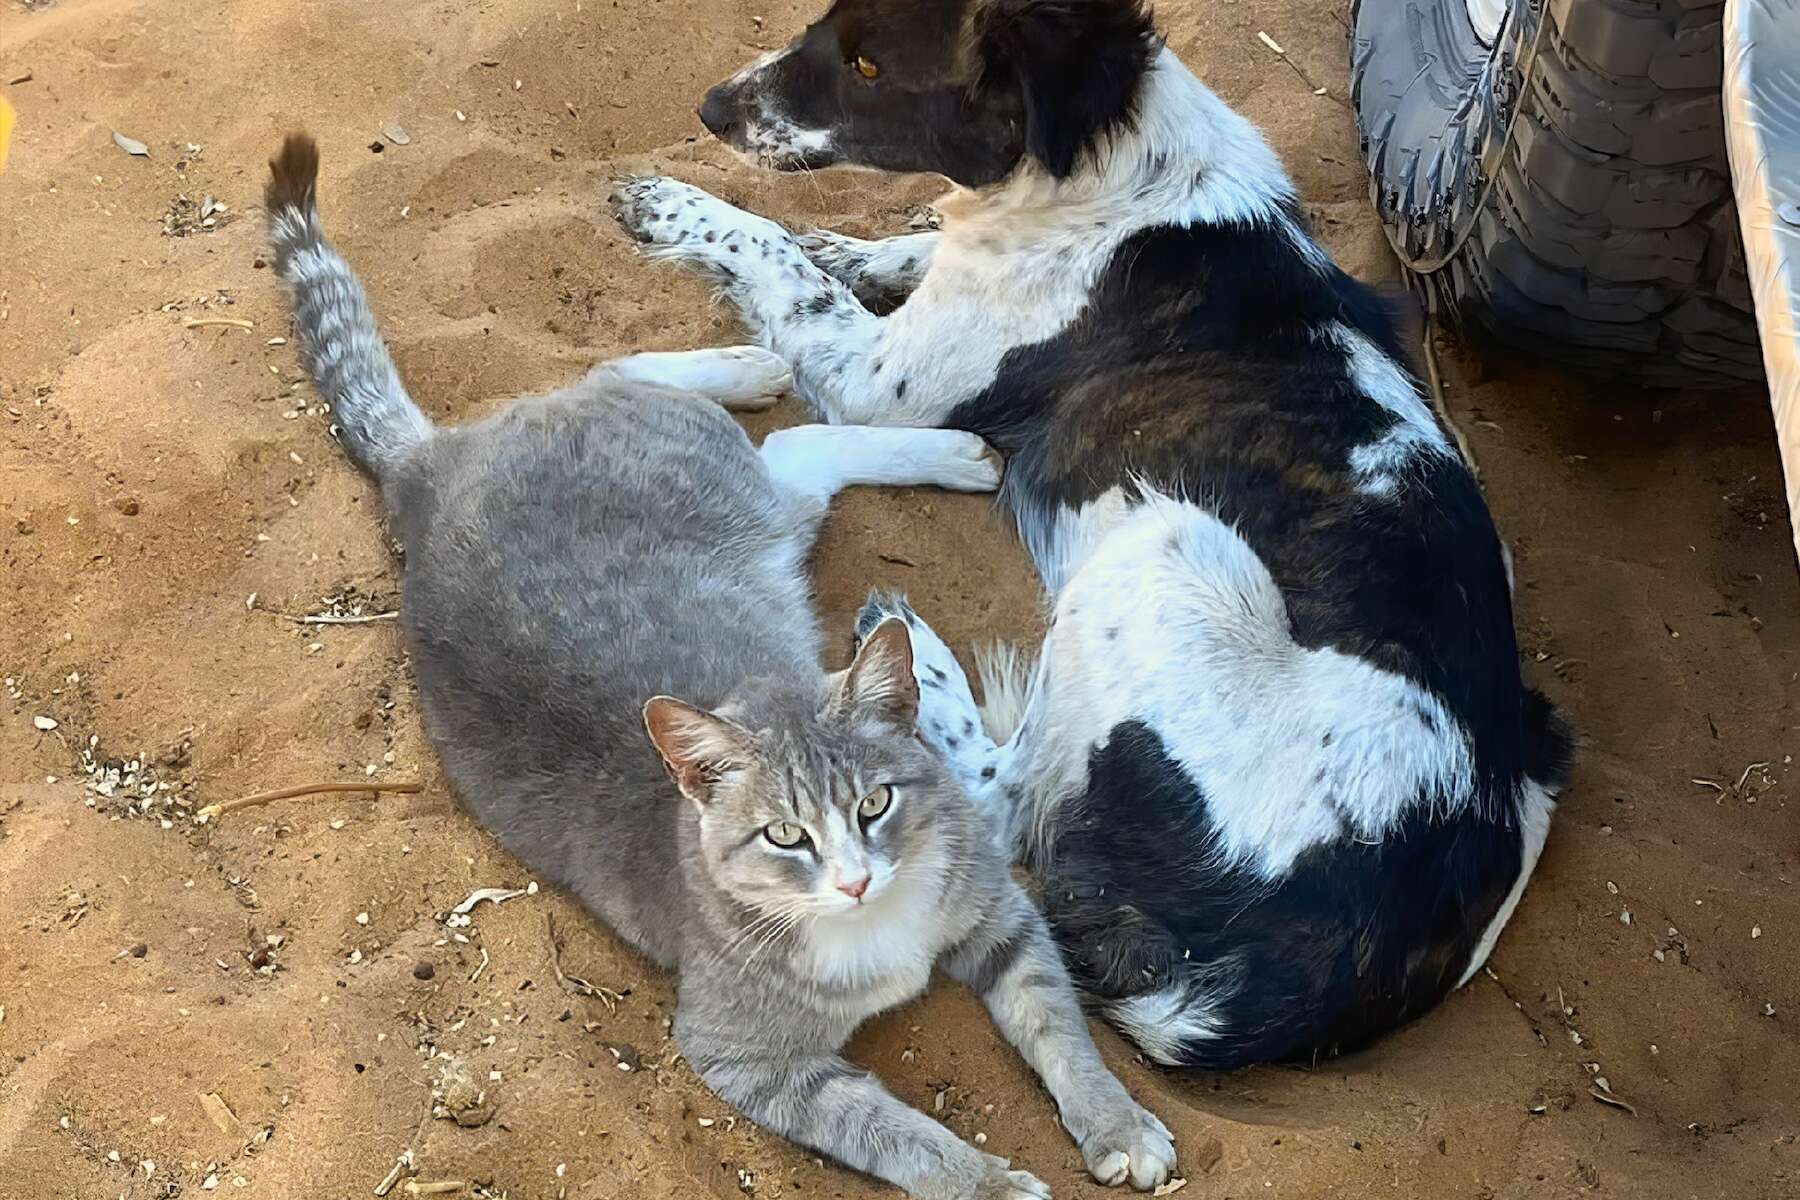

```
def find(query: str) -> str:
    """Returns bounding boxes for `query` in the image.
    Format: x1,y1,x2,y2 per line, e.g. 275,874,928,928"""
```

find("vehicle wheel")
1348,0,1764,389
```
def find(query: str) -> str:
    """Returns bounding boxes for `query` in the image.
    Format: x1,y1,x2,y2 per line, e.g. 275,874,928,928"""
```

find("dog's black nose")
698,87,737,138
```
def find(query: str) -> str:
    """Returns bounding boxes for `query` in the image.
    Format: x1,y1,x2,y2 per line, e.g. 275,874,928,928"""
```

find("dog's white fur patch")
1332,324,1453,495
1011,491,1476,878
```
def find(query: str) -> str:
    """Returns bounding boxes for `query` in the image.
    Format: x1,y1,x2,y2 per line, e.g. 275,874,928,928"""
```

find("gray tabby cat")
264,134,1176,1200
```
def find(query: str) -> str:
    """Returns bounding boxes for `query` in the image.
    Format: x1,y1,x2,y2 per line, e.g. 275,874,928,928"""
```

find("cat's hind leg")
599,345,791,411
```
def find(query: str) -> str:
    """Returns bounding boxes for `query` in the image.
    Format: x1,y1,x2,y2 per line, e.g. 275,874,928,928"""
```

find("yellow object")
0,94,14,172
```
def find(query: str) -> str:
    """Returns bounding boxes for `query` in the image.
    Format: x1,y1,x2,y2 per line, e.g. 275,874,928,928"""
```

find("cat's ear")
642,697,756,805
836,618,919,728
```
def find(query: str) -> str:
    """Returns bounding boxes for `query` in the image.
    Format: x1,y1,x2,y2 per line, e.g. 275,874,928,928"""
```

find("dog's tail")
265,134,431,481
1522,686,1576,793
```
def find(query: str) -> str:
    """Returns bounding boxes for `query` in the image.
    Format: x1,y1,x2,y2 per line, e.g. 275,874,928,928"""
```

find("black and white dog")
610,0,1573,1069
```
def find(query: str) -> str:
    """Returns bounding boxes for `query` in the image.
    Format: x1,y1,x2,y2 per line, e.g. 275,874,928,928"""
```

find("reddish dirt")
1,2,1795,1198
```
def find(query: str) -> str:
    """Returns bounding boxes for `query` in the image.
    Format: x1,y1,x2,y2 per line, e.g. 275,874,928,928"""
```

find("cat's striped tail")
265,134,431,480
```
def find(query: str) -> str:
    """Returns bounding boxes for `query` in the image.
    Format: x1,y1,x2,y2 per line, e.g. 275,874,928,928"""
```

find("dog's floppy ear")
977,0,1157,178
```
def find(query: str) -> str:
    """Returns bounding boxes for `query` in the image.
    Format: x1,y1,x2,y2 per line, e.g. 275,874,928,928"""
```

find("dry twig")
547,913,623,1013
198,780,422,820
289,611,400,626
1590,1088,1638,1116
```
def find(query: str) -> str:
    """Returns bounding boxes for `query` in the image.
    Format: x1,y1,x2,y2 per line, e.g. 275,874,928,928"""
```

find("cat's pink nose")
836,875,870,901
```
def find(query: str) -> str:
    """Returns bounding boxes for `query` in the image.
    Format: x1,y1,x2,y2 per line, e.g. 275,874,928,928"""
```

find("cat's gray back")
393,373,820,963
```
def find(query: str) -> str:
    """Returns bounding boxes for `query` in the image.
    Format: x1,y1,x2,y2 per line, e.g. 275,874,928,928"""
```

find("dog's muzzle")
698,84,741,141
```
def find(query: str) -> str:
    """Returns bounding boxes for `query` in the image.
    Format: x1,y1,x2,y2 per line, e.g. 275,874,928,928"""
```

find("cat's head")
642,618,974,923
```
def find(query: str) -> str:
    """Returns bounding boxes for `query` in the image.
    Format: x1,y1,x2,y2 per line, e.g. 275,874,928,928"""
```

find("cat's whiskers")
740,907,810,976
720,896,815,960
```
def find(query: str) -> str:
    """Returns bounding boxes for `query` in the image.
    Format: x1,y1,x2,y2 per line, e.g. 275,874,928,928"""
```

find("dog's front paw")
929,430,1005,493
608,176,788,258
1078,1104,1176,1192
609,176,711,247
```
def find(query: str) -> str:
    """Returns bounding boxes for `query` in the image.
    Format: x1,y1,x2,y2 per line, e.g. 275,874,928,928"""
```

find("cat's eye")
764,821,809,849
857,785,893,823
852,55,879,80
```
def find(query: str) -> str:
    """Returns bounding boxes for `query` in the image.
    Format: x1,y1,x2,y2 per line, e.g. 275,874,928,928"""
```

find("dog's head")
698,0,1157,186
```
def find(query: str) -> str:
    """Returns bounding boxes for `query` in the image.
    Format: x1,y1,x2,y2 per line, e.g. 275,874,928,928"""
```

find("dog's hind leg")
852,593,1026,852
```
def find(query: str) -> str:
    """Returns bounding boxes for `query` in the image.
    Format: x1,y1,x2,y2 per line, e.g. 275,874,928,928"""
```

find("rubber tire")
1349,0,1764,390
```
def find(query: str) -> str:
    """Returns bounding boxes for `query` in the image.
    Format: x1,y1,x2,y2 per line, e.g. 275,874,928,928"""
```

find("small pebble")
129,942,148,958
413,962,435,981
356,912,370,926
32,715,57,731
1751,926,1761,939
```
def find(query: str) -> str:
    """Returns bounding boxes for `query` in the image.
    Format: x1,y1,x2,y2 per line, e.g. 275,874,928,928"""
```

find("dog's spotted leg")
796,231,939,312
853,592,1013,847
609,177,883,424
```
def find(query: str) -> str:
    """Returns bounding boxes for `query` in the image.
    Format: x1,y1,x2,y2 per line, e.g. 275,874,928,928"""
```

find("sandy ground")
2,1,1798,1197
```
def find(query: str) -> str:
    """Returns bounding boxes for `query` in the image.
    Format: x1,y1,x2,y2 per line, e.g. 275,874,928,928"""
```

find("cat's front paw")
1078,1103,1177,1192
